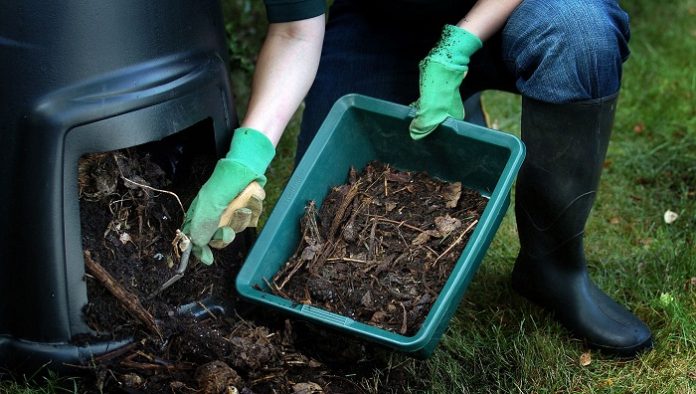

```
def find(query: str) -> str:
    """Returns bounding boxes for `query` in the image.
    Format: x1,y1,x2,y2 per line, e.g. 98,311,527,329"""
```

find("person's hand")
409,25,482,140
182,127,275,265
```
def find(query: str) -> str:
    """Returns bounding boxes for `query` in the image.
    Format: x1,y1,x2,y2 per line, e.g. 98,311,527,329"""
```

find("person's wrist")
226,127,276,175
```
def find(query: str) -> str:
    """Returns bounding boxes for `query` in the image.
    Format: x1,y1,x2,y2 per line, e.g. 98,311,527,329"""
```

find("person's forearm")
241,15,325,146
457,0,522,41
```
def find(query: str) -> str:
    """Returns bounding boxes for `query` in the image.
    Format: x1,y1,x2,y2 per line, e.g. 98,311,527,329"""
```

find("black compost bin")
0,1,238,371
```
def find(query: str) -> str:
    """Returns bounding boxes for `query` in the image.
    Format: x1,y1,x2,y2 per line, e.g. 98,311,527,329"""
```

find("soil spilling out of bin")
75,140,449,392
78,138,242,334
272,162,487,336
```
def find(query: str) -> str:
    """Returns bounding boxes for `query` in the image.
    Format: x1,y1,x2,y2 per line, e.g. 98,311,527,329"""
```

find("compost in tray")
272,161,487,336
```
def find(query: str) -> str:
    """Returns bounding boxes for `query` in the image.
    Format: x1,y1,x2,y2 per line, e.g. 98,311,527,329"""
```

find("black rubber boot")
512,94,653,357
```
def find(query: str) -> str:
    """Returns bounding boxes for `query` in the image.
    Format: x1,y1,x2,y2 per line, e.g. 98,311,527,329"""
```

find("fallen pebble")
663,210,679,224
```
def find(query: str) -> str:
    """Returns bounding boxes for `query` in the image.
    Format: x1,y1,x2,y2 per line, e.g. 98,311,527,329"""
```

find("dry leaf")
169,381,188,390
633,122,645,134
411,232,431,246
599,378,614,388
119,232,131,245
444,182,462,208
687,277,696,291
121,373,143,388
300,244,321,261
639,238,654,246
370,310,387,323
361,290,373,307
292,382,323,394
637,261,646,272
308,359,323,368
579,351,592,366
351,252,367,261
343,221,357,241
664,210,679,224
434,215,462,235
385,201,397,212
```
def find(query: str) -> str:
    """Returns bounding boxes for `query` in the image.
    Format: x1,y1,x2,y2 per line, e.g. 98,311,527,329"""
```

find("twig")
251,373,286,385
119,360,193,371
198,283,214,300
417,245,442,261
309,240,337,275
112,153,185,215
430,219,479,267
61,363,97,370
142,235,161,250
364,172,387,194
329,180,361,240
120,175,185,215
135,350,155,362
367,220,378,261
399,302,408,335
277,259,307,290
368,215,429,234
196,301,219,320
265,277,290,299
92,342,140,363
232,309,256,331
390,185,411,195
326,256,368,264
83,250,162,339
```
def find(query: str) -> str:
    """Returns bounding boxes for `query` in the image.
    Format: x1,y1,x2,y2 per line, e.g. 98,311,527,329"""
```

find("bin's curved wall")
0,0,235,352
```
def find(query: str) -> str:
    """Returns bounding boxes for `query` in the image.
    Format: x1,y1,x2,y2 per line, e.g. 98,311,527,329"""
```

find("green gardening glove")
409,25,482,140
182,127,275,265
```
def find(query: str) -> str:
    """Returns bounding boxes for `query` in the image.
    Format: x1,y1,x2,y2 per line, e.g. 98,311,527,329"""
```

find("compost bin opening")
75,119,244,339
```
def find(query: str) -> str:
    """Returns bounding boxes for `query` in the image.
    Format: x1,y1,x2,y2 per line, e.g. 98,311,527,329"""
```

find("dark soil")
75,131,479,393
272,163,487,336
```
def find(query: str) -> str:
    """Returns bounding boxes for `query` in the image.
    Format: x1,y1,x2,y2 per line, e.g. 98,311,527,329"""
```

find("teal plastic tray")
236,94,525,358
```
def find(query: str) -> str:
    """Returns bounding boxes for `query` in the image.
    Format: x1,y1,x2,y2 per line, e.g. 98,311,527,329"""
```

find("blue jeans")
297,0,631,159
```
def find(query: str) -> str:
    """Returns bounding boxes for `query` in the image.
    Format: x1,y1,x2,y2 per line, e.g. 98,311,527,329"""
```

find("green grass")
3,0,694,392
411,0,696,392
0,370,78,394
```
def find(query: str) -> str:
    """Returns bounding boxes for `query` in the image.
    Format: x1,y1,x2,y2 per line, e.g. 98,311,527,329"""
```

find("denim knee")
502,0,631,103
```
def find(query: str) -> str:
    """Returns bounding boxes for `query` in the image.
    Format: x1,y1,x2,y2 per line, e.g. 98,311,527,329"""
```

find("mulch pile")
272,162,486,336
75,145,485,393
